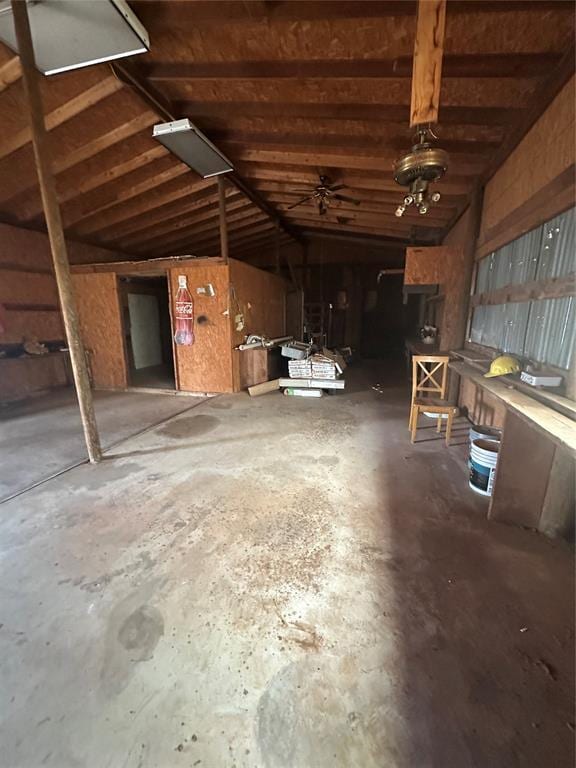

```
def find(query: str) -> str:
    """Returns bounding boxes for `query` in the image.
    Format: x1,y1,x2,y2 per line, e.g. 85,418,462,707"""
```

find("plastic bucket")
468,425,501,470
469,438,500,497
469,425,502,444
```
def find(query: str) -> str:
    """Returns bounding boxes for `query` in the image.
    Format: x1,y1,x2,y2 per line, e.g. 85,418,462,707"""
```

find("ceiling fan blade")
286,195,315,210
329,184,346,192
333,194,361,205
410,0,446,127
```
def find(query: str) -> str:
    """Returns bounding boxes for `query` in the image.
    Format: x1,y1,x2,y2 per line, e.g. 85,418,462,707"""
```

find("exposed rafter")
111,60,304,246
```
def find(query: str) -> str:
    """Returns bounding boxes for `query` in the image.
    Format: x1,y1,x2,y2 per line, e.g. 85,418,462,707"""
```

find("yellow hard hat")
484,355,521,378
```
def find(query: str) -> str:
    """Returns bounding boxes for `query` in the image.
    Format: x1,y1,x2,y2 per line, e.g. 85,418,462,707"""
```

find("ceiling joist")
0,0,572,258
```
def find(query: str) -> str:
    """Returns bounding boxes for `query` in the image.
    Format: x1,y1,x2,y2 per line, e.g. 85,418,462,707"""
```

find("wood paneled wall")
69,257,289,394
0,221,128,400
0,222,63,344
478,75,575,257
229,260,288,391
72,272,127,389
404,246,467,351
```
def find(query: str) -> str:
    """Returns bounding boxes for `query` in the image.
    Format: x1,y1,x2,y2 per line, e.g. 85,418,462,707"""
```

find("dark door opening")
119,276,176,390
360,271,420,360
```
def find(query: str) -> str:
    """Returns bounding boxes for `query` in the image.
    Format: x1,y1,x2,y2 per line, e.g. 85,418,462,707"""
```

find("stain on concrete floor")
155,414,220,439
0,363,573,768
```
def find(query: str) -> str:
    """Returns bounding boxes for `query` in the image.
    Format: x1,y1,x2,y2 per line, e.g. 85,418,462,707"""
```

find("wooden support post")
12,0,102,463
217,175,229,264
302,243,309,290
275,221,281,274
410,0,447,127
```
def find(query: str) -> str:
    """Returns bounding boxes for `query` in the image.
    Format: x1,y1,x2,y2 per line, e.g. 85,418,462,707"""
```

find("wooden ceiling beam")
239,165,473,195
117,198,260,251
252,181,464,206
227,232,293,257
410,0,447,126
0,55,20,94
72,176,213,238
154,219,276,258
131,0,571,25
176,100,523,127
116,191,242,246
190,219,278,251
10,142,168,224
198,234,293,261
287,219,415,241
298,229,414,248
131,1,417,24
213,130,497,156
61,157,189,229
0,58,21,95
229,147,485,175
125,198,257,250
283,209,430,232
287,217,440,242
0,109,157,204
97,187,238,242
145,53,560,82
276,201,449,227
112,60,304,245
0,75,122,162
259,186,456,208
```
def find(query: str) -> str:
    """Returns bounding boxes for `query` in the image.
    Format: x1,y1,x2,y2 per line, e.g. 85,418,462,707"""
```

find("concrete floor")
0,389,202,501
130,365,176,390
0,364,573,768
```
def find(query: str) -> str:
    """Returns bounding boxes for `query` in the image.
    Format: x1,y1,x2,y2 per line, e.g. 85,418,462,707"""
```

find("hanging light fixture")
393,126,449,217
153,118,234,179
0,0,149,76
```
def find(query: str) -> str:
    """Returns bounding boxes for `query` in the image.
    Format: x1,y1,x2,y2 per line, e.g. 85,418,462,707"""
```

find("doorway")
119,276,176,390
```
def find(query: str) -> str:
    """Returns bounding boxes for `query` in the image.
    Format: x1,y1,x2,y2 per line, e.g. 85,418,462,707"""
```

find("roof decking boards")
0,0,573,260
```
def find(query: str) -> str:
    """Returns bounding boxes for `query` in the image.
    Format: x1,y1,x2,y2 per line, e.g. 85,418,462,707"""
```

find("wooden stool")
409,355,458,446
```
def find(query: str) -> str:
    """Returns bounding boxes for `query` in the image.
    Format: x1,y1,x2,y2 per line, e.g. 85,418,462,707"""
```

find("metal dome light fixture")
393,126,449,217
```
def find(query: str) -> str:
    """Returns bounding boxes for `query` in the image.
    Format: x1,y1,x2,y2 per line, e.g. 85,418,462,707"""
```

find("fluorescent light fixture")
0,0,149,76
153,119,234,179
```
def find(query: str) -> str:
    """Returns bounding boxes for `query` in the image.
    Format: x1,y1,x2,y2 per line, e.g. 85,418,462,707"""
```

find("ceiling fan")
393,0,449,218
286,175,361,216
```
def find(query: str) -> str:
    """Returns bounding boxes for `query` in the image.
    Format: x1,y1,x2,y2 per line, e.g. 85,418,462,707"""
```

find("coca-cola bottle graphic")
173,275,195,346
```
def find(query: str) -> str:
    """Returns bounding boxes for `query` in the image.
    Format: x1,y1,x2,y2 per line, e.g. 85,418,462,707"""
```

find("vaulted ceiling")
0,0,573,261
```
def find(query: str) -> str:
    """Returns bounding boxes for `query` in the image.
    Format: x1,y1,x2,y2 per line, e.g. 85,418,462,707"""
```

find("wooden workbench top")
449,360,576,454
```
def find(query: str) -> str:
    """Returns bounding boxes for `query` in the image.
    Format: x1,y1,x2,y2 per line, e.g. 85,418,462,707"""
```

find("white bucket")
469,425,501,444
469,438,500,497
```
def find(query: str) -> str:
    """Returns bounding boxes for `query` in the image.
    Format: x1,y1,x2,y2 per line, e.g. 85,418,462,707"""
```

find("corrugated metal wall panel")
537,208,575,280
471,207,574,369
524,296,575,369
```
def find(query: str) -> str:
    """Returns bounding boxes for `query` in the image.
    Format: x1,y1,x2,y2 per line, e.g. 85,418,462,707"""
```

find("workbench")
449,357,575,537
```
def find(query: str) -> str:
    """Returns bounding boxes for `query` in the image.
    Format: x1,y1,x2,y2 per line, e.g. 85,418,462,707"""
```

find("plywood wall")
404,246,444,286
229,260,288,391
69,256,288,394
458,376,506,429
72,272,127,389
478,75,575,256
404,246,466,351
168,263,233,393
0,223,63,344
1,221,130,399
0,355,69,403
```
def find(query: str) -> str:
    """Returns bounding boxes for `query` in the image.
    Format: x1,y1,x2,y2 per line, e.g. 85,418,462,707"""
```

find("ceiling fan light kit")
286,175,361,217
393,125,449,218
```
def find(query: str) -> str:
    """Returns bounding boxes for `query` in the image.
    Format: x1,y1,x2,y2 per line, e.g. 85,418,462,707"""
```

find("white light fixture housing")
153,118,234,179
0,0,149,76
